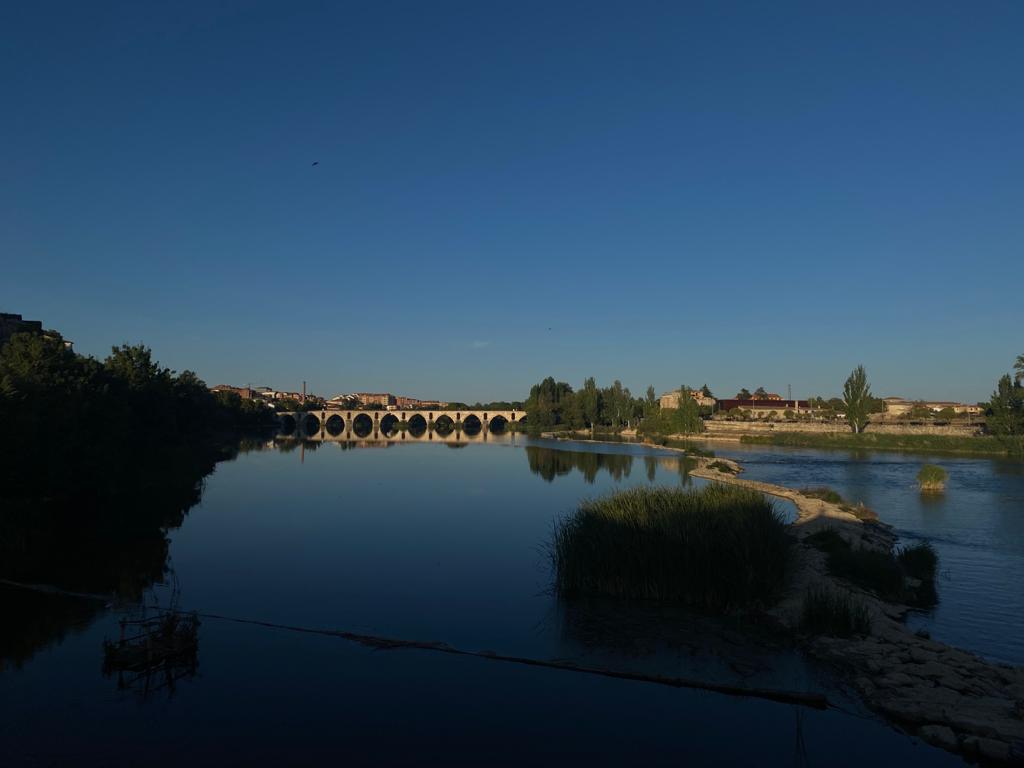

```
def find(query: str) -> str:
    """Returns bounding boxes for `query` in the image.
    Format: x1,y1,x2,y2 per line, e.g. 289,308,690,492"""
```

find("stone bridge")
277,409,525,441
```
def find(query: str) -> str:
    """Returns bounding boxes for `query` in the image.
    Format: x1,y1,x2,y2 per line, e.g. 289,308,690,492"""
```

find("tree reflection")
526,446,637,483
0,441,229,671
527,446,695,485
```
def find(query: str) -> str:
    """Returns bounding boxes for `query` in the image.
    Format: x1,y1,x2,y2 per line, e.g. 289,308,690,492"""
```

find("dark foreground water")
0,436,987,766
710,442,1024,666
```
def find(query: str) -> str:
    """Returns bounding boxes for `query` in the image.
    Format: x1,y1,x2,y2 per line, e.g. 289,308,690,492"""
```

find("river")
3,434,1008,765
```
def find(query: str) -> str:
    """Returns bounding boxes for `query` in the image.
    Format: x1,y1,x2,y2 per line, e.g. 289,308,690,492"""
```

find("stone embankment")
702,420,983,440
691,457,1024,765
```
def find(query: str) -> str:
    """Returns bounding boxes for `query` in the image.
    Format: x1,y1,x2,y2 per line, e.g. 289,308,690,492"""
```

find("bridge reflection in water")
276,409,524,445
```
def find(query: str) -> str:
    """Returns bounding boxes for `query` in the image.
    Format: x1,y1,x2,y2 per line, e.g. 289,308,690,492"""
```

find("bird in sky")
311,161,319,166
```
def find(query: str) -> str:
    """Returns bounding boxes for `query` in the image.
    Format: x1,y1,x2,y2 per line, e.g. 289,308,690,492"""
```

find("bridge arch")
279,414,297,436
408,414,427,436
302,413,321,436
352,413,373,438
462,414,482,435
325,414,344,436
433,414,455,435
380,413,399,436
489,414,508,433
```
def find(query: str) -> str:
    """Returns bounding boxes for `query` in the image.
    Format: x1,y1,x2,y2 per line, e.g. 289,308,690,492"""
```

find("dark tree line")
523,377,703,435
0,331,272,501
988,358,1024,455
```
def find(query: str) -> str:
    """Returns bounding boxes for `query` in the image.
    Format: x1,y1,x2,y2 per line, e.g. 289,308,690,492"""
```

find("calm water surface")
0,436,974,765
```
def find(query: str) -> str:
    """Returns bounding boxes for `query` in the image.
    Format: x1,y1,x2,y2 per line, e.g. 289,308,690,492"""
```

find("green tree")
988,373,1024,455
842,365,872,434
700,384,713,398
909,403,933,419
579,377,601,427
525,377,574,430
736,388,752,399
753,386,768,399
104,344,170,391
644,385,658,416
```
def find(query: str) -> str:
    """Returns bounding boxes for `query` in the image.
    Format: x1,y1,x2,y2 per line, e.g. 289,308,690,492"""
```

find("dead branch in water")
0,577,828,710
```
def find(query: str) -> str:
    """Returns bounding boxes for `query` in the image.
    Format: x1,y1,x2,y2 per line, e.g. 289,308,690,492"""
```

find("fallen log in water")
197,611,830,710
0,577,828,710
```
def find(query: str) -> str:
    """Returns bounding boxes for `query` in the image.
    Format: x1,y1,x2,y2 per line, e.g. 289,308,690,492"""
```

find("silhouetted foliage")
0,332,271,500
988,370,1024,456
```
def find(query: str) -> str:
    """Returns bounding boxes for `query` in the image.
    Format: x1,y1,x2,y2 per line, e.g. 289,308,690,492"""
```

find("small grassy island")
916,463,948,492
553,485,790,609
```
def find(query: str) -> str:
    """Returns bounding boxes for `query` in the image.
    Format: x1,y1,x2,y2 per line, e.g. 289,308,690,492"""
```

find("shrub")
898,541,938,580
917,464,947,492
807,530,938,607
707,460,738,474
801,586,871,637
552,485,791,610
800,487,878,520
800,487,845,505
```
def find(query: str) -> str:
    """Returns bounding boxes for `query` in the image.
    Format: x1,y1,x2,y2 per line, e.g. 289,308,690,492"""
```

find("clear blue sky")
3,1,1021,403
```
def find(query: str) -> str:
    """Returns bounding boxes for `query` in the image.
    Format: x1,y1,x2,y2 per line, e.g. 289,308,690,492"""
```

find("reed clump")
916,464,948,492
707,460,738,474
552,484,791,611
807,530,938,607
898,541,938,581
800,586,871,637
799,487,878,521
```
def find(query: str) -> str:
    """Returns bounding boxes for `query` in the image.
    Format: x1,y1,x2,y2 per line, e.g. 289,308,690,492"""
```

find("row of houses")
210,385,308,402
880,397,982,416
658,387,980,419
327,392,448,410
0,312,73,350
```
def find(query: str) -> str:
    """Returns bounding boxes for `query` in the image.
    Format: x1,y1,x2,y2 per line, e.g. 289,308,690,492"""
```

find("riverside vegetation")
552,485,791,610
0,331,274,502
0,329,276,670
917,464,948,492
525,357,1024,459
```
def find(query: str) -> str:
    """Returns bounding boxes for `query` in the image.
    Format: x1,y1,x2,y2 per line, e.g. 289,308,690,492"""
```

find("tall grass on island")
800,586,871,637
916,464,948,492
739,431,1007,456
799,487,878,521
552,485,791,611
807,530,938,608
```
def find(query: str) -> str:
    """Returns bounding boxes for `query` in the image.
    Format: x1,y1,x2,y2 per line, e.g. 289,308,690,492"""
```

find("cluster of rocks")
814,630,1024,763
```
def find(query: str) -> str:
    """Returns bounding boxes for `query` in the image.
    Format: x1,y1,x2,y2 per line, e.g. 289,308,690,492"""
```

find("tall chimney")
302,380,306,403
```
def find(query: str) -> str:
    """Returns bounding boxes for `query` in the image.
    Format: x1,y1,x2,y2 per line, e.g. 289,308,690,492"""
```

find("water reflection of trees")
0,441,231,671
527,447,694,484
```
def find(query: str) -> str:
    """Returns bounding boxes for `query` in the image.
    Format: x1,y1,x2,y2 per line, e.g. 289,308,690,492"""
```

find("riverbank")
687,456,1024,764
728,430,1007,456
536,433,1024,762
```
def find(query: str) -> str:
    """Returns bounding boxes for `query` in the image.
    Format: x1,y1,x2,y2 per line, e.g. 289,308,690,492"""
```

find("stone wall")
703,420,984,438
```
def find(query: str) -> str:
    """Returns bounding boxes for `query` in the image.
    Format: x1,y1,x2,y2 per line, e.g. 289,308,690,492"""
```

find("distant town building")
0,312,73,350
882,397,981,416
716,398,810,416
659,389,716,409
328,392,450,409
211,384,255,400
353,392,396,407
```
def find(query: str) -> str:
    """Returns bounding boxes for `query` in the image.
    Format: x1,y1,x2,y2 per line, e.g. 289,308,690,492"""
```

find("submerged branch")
0,577,828,710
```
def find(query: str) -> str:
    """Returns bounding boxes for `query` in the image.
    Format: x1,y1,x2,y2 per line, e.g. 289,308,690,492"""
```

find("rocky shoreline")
690,456,1024,765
